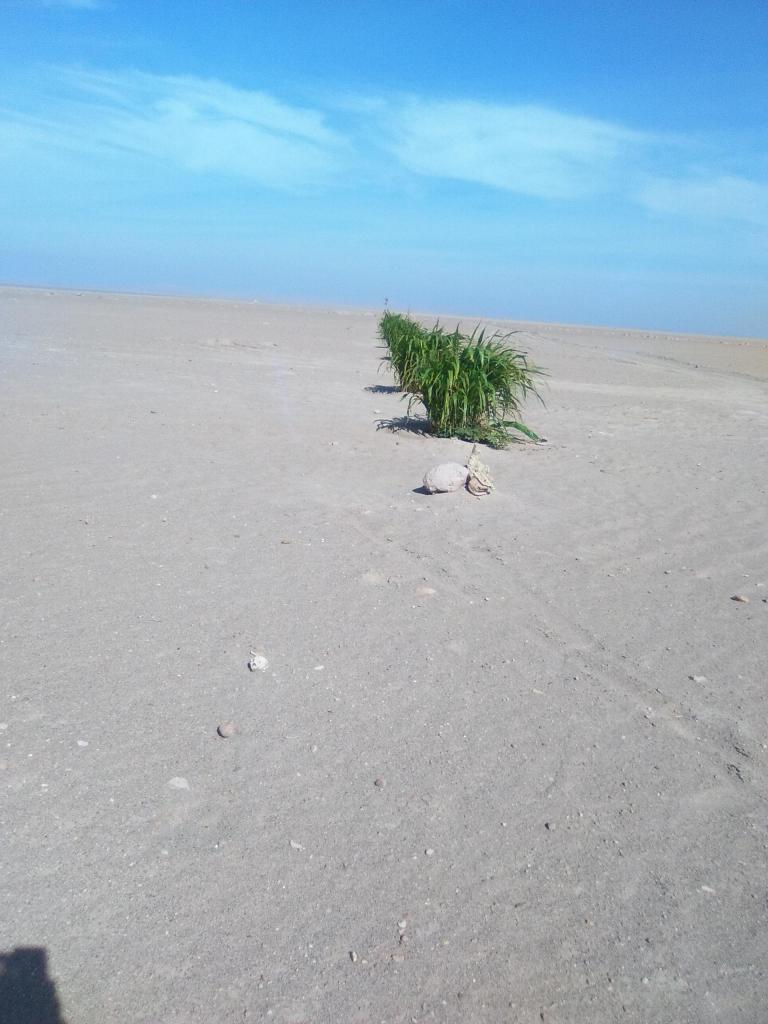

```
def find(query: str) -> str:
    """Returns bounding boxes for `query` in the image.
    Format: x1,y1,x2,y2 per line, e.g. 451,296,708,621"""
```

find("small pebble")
289,839,304,851
217,721,237,738
374,778,386,788
398,919,407,931
425,848,435,857
391,953,405,962
248,652,269,671
349,951,358,963
77,740,89,747
168,777,190,790
731,595,749,603
689,675,707,683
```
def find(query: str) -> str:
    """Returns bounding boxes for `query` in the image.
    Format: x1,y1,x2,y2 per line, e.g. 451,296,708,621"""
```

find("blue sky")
1,0,767,336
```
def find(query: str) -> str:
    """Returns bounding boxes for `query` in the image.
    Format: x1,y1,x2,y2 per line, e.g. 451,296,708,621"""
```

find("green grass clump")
379,310,445,393
379,311,543,448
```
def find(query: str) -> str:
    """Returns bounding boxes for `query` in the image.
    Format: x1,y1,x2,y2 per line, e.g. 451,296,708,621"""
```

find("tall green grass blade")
503,420,541,441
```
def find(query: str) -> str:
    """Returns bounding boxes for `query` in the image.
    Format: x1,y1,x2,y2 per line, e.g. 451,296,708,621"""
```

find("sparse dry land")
2,287,768,1023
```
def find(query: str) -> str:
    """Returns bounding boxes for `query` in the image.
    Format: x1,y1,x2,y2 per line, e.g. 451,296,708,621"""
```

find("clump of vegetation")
379,311,543,448
379,310,445,393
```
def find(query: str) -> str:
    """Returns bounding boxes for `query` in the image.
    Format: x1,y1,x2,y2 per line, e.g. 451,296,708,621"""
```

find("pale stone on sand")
423,463,469,493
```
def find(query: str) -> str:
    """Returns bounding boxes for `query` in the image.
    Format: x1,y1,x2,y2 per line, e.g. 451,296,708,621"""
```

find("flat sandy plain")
1,286,767,1024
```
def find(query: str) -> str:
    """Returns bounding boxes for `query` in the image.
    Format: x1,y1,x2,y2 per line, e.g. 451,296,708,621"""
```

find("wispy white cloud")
1,67,347,189
637,174,768,227
62,68,340,146
374,96,768,224
380,99,651,200
2,64,767,228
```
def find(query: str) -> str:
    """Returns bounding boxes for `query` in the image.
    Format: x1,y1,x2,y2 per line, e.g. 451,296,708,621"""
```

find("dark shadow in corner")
375,416,431,436
0,947,67,1024
364,384,401,394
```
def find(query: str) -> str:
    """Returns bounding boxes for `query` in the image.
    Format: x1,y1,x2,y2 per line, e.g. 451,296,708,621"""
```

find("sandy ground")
1,286,767,1024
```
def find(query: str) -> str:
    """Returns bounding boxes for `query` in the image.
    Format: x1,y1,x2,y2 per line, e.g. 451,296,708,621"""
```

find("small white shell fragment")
248,652,269,671
289,839,304,851
423,463,469,494
168,777,190,790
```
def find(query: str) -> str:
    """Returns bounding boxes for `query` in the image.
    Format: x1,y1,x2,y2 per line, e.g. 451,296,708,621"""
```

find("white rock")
423,463,469,494
168,777,190,790
248,652,269,671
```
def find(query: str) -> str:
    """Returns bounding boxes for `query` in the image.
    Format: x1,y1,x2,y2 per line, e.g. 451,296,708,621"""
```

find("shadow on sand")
0,947,67,1024
364,384,401,395
375,415,431,436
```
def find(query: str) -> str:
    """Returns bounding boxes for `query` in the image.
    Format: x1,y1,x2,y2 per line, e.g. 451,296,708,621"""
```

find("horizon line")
2,279,767,345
